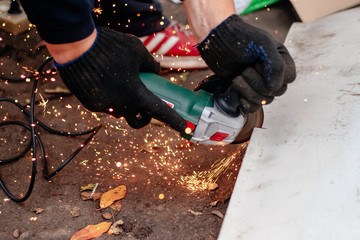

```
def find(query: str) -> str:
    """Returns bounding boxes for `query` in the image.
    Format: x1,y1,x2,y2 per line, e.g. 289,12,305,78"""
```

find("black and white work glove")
56,27,186,132
196,14,296,113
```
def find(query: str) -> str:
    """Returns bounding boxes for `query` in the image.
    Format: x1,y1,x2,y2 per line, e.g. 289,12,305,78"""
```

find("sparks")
179,143,248,192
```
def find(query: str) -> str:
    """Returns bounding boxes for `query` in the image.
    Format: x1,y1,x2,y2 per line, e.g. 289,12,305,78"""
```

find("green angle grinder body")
139,73,263,145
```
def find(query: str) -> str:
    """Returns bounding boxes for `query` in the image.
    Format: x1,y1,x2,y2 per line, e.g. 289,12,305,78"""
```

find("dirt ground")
0,1,297,239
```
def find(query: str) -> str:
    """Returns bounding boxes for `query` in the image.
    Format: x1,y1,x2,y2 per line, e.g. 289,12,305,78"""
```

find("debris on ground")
70,222,112,240
12,229,20,239
44,86,71,94
186,209,203,216
109,200,122,212
80,192,102,201
210,200,219,207
70,206,81,218
80,183,96,192
102,212,112,220
211,210,224,219
108,219,124,235
31,208,44,214
99,185,127,209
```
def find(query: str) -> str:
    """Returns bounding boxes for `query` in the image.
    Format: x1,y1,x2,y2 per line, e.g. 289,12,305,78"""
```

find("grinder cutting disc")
231,108,264,144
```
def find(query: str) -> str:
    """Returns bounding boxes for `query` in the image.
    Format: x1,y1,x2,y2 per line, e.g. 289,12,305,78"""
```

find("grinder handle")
214,83,244,118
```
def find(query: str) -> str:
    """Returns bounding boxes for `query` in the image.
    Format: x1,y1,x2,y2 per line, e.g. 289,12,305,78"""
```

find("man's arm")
182,0,236,42
45,29,97,64
18,0,187,132
182,0,296,114
19,0,96,63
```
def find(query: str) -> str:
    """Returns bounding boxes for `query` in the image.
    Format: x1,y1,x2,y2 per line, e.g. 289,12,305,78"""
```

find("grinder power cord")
0,57,101,202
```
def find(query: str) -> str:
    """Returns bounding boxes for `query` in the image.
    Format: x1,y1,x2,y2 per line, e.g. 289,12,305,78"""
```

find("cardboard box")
0,0,30,35
290,0,360,22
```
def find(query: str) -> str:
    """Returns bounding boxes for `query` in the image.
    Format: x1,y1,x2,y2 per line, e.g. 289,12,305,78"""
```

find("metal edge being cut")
232,108,264,144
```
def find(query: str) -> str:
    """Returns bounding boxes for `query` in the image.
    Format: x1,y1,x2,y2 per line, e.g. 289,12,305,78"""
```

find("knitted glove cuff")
55,28,126,113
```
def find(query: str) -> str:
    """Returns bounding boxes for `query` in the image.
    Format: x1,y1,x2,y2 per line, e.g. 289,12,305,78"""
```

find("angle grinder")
140,73,264,145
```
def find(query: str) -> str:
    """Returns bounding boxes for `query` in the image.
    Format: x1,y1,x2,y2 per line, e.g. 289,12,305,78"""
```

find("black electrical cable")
0,57,102,202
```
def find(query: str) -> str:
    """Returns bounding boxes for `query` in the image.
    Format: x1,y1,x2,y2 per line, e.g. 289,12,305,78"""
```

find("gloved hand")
197,14,296,113
55,27,186,132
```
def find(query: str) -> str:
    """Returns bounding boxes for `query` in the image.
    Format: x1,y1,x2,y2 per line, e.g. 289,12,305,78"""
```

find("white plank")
218,7,360,240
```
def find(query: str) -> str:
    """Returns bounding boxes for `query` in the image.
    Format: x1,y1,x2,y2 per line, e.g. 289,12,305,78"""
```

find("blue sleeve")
19,0,95,44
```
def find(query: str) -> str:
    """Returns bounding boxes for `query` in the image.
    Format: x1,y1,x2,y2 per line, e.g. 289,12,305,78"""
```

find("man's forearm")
182,0,236,42
45,29,97,64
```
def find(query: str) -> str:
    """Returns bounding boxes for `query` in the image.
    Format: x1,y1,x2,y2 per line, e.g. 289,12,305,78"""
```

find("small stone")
31,208,44,214
109,219,124,235
12,229,20,239
102,212,112,220
70,206,80,217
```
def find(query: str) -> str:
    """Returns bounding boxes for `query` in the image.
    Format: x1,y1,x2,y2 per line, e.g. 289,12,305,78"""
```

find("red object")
139,21,207,69
210,132,229,141
185,121,196,134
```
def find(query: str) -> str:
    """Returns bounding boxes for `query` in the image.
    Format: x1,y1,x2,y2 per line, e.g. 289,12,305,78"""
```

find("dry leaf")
211,210,224,219
70,222,111,240
80,183,96,192
81,192,102,201
110,200,122,212
92,193,102,201
210,200,219,207
70,206,80,217
108,219,124,235
31,208,43,214
150,119,165,126
102,212,112,220
100,185,127,209
12,229,20,239
186,209,202,216
44,86,71,94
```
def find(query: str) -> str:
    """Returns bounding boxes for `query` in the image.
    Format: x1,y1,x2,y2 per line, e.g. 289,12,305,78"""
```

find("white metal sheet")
218,7,360,240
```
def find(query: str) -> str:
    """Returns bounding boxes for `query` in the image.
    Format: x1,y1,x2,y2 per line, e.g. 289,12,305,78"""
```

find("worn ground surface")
0,1,297,239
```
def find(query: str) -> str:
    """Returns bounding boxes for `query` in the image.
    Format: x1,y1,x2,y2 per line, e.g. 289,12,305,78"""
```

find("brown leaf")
70,222,112,240
81,192,102,201
44,86,71,94
110,200,122,212
211,210,224,219
102,212,112,220
150,119,165,126
70,206,80,218
31,208,44,214
210,200,219,207
108,219,124,235
185,209,202,216
12,229,20,239
99,185,127,209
